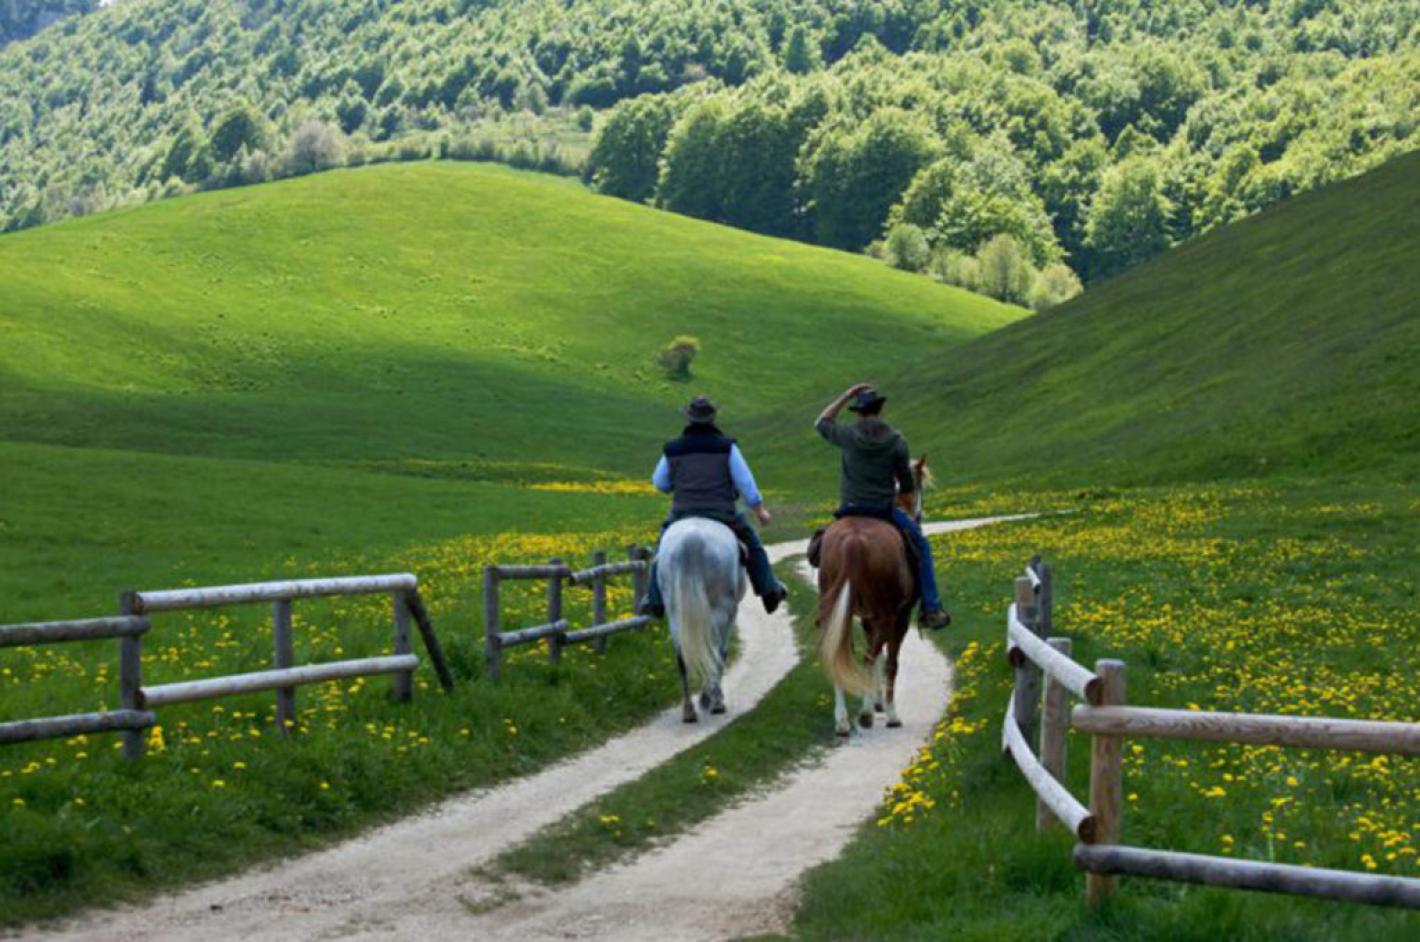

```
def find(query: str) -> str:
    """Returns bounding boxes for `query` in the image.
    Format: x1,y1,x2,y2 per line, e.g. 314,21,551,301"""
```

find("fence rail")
0,615,151,751
2,575,452,761
483,545,651,680
1000,557,1420,911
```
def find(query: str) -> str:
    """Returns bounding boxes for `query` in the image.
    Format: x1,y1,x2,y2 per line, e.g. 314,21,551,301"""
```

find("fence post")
273,598,295,732
628,544,648,611
1012,574,1043,741
1038,560,1053,635
1086,659,1127,906
592,550,608,654
547,558,564,665
1037,636,1071,831
483,566,502,682
392,590,413,702
118,591,144,761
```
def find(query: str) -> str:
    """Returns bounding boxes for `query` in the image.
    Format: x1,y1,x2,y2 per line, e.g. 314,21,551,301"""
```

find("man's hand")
754,504,773,527
818,382,873,427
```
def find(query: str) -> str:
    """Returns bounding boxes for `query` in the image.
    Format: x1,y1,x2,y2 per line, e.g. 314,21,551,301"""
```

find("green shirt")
815,416,914,508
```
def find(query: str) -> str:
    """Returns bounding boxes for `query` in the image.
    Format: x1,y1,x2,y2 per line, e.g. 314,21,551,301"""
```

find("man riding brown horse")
815,382,949,630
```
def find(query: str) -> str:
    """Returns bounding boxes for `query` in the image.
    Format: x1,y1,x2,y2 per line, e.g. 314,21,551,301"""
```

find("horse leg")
885,633,904,728
859,630,886,729
833,685,850,737
676,650,697,724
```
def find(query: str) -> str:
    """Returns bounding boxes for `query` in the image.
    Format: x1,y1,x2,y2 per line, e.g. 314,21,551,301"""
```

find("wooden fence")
1003,557,1420,910
1,573,453,761
483,545,652,681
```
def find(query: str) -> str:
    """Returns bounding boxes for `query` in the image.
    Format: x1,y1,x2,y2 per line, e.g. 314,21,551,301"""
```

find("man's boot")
919,607,951,630
761,582,788,615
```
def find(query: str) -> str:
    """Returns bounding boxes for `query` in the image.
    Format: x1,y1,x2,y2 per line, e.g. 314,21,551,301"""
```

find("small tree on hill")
657,336,701,380
1029,263,1084,311
884,222,930,272
284,119,346,176
977,234,1036,305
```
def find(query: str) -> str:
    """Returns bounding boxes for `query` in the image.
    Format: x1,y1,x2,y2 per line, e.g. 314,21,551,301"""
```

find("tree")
585,94,675,203
884,222,930,271
976,234,1036,305
1029,263,1084,311
1084,157,1174,279
210,104,266,164
657,336,700,380
783,25,822,74
799,109,941,250
284,120,346,176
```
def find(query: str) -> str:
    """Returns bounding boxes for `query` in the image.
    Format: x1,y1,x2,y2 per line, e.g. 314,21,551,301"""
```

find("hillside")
0,160,1017,615
827,148,1420,488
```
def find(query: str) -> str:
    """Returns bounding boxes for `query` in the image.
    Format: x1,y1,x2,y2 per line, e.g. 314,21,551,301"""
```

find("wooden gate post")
273,598,295,731
591,550,608,654
1086,659,1127,905
392,590,413,702
547,558,564,665
628,544,648,610
1037,636,1071,830
1012,574,1043,741
118,591,145,760
483,566,502,682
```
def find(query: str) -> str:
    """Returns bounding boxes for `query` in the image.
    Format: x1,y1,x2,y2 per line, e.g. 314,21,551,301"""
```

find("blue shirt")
652,444,763,508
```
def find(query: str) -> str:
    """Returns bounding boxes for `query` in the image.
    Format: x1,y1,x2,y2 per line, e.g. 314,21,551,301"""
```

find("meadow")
788,479,1420,940
0,161,1016,923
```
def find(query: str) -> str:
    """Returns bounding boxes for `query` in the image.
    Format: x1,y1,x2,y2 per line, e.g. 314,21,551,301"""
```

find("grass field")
0,162,1017,923
3,142,1419,936
785,480,1420,940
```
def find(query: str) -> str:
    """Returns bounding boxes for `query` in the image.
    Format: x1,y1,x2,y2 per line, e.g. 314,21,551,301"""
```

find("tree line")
2,0,1418,300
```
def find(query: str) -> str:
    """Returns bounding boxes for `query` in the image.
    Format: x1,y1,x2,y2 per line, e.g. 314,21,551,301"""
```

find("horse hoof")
874,703,885,714
699,692,712,710
886,717,903,728
835,726,850,738
711,702,727,715
682,707,698,724
859,712,874,729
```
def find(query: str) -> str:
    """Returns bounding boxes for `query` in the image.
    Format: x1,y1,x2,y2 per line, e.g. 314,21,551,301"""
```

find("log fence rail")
483,544,652,681
2,574,453,761
1002,557,1420,911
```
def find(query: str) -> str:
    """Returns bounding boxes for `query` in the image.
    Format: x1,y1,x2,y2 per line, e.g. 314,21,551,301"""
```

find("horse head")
895,453,932,525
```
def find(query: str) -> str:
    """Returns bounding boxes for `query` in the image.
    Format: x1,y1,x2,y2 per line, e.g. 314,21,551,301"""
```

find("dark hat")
847,387,887,413
682,395,719,424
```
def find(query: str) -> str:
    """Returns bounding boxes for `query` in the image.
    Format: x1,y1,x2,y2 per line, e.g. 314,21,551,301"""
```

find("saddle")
806,520,921,590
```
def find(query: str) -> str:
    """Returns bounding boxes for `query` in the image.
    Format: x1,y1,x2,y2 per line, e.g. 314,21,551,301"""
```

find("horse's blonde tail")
670,554,719,687
819,581,873,695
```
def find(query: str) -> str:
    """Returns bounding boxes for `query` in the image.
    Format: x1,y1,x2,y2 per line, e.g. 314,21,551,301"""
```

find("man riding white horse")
637,395,788,618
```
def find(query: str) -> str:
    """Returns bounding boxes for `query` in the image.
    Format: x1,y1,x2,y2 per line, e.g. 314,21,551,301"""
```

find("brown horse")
816,457,930,736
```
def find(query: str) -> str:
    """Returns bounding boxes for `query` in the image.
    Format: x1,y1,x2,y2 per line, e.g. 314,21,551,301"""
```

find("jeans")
890,507,943,613
834,503,943,613
642,510,777,610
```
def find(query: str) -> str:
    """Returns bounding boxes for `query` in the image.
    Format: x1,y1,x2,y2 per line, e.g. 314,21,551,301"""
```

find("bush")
1029,263,1084,311
576,106,595,132
884,222,930,272
976,233,1036,305
656,335,700,380
928,246,980,291
283,119,346,176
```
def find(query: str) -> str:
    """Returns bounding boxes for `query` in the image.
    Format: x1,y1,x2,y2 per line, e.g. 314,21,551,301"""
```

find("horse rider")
636,396,789,618
815,382,951,629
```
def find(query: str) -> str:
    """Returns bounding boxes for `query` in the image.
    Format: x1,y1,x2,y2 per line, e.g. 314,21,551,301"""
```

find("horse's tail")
666,537,720,688
819,574,873,695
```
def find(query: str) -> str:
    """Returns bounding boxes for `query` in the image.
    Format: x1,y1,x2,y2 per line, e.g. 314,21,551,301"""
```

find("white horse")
656,517,745,723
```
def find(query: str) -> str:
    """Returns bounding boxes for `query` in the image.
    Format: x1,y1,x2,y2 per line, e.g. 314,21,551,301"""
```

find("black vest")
664,429,737,515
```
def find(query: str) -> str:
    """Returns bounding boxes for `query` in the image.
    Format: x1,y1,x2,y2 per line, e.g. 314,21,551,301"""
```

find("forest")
1,0,1418,297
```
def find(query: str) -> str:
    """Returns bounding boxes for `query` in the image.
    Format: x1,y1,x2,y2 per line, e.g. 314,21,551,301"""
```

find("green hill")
0,160,1018,616
859,149,1420,489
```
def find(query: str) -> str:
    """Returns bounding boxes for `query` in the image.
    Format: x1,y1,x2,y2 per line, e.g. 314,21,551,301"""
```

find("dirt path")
35,517,1021,942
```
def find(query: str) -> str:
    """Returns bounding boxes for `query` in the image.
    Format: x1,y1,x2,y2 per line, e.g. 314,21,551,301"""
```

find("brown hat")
682,395,718,424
